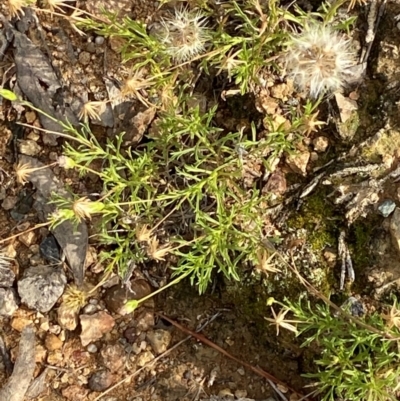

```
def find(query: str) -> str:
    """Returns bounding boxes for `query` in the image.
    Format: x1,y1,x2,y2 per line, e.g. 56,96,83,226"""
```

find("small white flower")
156,7,209,63
285,24,356,98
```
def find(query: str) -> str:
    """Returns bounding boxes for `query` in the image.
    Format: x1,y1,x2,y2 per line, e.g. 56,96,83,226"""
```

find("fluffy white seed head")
157,7,209,63
285,25,356,98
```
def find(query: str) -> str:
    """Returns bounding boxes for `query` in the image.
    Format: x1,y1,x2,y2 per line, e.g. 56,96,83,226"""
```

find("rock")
57,302,79,331
62,384,89,400
39,235,60,263
0,264,15,287
0,288,19,316
135,309,155,331
262,171,287,196
84,0,131,20
123,107,156,146
88,369,115,392
19,231,37,247
323,248,337,264
78,51,91,66
378,199,396,218
11,316,31,332
80,311,115,346
136,350,154,367
146,329,172,355
17,265,66,313
286,151,310,176
1,196,18,211
100,343,126,372
44,333,63,351
123,327,136,343
95,36,105,45
82,303,100,314
313,136,329,153
104,280,152,315
25,111,37,124
18,139,42,156
235,390,248,398
20,156,88,286
87,343,98,353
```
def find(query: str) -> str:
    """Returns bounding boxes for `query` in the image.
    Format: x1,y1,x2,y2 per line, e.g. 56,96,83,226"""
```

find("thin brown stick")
157,313,308,400
0,222,51,245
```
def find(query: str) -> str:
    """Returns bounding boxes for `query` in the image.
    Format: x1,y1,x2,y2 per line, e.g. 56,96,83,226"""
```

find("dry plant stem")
0,222,50,245
33,4,109,24
283,252,399,340
17,123,81,143
157,313,308,400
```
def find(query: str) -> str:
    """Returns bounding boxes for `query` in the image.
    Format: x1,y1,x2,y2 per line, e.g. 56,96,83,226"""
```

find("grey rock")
82,303,100,315
1,196,18,211
95,36,105,45
39,235,60,263
20,156,88,286
378,199,396,218
18,265,66,313
0,265,16,287
146,329,172,355
88,369,114,392
0,288,19,316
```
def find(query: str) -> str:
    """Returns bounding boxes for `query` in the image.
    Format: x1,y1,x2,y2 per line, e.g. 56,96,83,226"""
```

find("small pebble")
95,36,105,45
82,303,100,315
237,367,245,376
88,369,114,391
378,199,396,218
87,344,98,353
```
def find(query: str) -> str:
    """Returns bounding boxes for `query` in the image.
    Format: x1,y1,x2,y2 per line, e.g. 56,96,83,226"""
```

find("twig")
0,222,50,245
157,313,308,400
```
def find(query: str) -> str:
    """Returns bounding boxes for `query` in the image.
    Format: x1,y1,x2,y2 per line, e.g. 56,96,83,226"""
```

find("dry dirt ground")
2,1,400,401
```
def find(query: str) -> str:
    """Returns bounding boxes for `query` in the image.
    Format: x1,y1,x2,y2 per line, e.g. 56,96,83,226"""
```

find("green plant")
284,297,400,401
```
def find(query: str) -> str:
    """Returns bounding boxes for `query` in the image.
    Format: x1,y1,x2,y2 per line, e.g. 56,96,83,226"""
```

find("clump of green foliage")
285,297,400,401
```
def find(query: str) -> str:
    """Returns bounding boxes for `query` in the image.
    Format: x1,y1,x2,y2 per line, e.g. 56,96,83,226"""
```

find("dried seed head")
147,236,173,261
7,0,32,19
72,197,104,221
136,224,152,243
382,300,400,330
156,7,209,63
62,284,88,312
15,161,34,185
285,24,356,98
42,0,75,13
120,71,153,106
78,101,105,121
